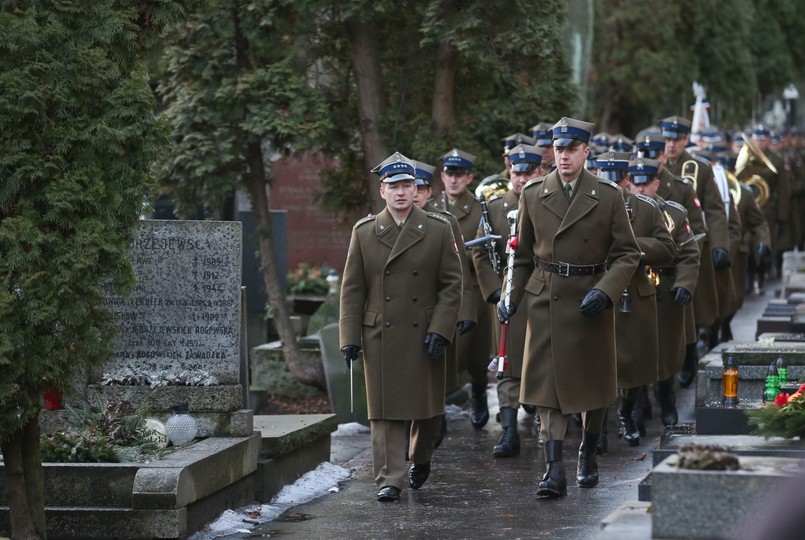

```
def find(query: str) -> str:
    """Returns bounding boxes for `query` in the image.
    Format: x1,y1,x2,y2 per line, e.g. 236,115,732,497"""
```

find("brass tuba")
474,174,510,200
734,133,775,206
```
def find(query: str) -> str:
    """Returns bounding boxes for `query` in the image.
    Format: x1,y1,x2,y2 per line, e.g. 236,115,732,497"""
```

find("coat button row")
552,296,559,301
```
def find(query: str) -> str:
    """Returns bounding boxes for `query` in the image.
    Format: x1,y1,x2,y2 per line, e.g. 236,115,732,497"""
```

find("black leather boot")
471,383,489,429
678,343,699,388
576,430,599,488
632,386,648,436
617,398,640,446
656,377,678,426
721,315,734,343
433,413,447,449
493,407,521,457
537,440,566,498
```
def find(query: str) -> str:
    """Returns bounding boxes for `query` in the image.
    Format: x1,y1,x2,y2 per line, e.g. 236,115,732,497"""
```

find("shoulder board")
690,154,712,166
523,176,545,190
597,177,619,189
427,212,449,223
673,175,691,185
664,200,687,213
635,194,658,207
355,214,375,227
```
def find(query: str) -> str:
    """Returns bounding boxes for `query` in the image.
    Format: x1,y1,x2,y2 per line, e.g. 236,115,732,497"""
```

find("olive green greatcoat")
657,168,705,343
667,152,729,327
473,190,525,378
655,198,700,381
424,200,476,392
510,169,641,414
732,184,771,312
436,189,494,382
339,206,462,420
615,193,676,389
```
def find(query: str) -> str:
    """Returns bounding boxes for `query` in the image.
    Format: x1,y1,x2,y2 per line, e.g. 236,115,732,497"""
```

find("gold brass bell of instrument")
734,133,775,207
619,288,631,313
474,174,511,200
745,174,770,206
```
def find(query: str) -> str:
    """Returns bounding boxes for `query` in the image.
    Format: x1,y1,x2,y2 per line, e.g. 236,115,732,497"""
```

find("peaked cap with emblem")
611,133,634,152
508,144,543,172
501,133,537,155
413,160,436,186
371,151,416,183
594,150,631,182
529,122,554,147
633,133,665,159
628,157,661,185
658,115,692,139
440,148,476,172
552,117,596,147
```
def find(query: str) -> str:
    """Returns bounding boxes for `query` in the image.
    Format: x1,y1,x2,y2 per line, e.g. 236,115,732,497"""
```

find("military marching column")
339,107,798,502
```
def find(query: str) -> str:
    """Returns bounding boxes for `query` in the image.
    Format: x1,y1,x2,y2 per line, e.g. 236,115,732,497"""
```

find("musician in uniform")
633,133,704,424
500,133,537,180
598,154,676,447
340,152,463,502
499,118,640,498
719,153,771,341
413,160,477,447
747,126,792,277
473,144,543,458
661,116,730,395
630,159,700,437
436,149,491,429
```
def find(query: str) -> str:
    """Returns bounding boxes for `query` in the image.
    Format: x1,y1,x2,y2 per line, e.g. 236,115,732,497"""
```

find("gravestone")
101,220,242,384
90,220,252,437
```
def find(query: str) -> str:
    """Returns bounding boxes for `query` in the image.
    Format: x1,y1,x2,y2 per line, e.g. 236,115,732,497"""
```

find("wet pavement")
222,279,775,539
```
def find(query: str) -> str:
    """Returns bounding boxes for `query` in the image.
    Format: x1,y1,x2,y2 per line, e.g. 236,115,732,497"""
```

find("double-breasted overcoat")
615,193,676,389
339,205,462,420
510,169,641,414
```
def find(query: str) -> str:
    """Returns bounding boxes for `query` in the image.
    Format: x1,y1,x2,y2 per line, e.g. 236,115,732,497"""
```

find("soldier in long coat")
500,118,640,498
630,171,700,433
660,117,731,389
413,159,476,447
473,144,543,458
600,156,675,446
340,152,462,502
435,149,493,429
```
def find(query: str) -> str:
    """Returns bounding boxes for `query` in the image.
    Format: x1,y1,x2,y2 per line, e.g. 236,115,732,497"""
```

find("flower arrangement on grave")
286,263,332,296
746,383,805,439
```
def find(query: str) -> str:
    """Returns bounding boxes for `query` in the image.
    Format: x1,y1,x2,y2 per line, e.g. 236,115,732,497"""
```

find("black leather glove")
757,242,771,259
341,345,360,368
456,320,476,335
579,289,609,317
424,332,448,359
497,299,516,323
487,289,502,304
712,247,731,270
672,287,692,306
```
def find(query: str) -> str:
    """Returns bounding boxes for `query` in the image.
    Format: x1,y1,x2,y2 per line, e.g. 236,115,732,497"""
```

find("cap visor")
661,129,686,139
597,170,625,182
443,166,469,173
382,173,416,183
630,174,654,185
511,163,538,172
552,137,584,148
536,138,553,147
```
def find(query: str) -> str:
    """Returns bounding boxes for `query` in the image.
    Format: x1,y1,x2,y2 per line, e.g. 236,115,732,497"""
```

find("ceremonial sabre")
350,360,354,413
488,210,518,380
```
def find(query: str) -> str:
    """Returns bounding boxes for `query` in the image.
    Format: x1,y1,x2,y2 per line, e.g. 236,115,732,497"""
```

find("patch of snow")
189,461,351,540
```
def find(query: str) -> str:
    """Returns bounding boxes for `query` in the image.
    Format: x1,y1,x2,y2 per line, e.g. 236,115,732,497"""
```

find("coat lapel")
540,171,570,221
557,170,600,234
449,190,475,220
376,209,399,250
387,206,427,264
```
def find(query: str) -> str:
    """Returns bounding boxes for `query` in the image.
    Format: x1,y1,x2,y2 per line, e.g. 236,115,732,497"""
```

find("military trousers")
496,376,522,409
370,416,442,489
538,406,607,441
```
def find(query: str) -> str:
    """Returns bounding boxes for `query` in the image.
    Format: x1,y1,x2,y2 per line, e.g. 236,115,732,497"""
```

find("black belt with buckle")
534,257,607,277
